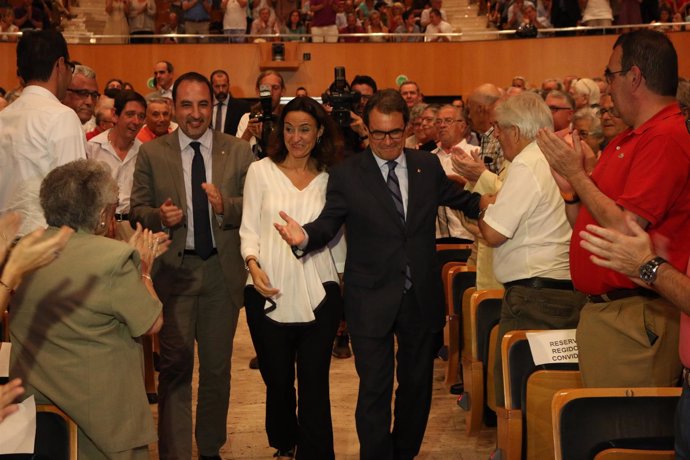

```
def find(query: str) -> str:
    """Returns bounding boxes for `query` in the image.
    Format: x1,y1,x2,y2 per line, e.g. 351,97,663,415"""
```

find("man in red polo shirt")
537,29,690,387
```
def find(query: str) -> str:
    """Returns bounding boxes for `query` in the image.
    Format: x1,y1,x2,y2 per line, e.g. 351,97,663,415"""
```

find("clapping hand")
0,378,25,423
274,211,306,247
128,222,171,276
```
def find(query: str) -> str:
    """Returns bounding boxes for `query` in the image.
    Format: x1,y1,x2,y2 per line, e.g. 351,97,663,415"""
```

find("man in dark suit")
130,72,254,460
210,69,250,136
276,89,485,460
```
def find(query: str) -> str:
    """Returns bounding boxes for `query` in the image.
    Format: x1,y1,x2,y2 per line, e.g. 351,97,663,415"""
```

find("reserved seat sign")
526,329,578,365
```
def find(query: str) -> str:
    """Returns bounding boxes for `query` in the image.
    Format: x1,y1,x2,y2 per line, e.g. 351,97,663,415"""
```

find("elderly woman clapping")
9,159,169,460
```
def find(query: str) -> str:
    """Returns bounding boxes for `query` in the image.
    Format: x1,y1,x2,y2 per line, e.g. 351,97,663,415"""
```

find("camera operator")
236,70,285,158
322,72,378,158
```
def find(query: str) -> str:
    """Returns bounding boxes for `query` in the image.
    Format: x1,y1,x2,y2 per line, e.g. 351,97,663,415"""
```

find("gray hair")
573,107,603,141
40,159,117,231
546,89,575,109
495,91,553,141
571,78,600,107
410,102,428,120
73,64,96,80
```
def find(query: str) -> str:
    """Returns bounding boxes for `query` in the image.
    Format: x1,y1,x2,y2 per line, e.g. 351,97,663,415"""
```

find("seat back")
436,243,473,266
474,294,503,362
553,388,680,460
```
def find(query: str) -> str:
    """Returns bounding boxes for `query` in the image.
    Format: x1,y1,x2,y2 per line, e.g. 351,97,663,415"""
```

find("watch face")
639,257,666,284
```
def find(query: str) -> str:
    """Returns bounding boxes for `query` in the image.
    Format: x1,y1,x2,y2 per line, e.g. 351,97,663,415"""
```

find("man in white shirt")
0,29,86,236
432,104,474,242
424,8,453,42
61,64,99,134
420,0,446,27
86,90,147,241
473,92,586,406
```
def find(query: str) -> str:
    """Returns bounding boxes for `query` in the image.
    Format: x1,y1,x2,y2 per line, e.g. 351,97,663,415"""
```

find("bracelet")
0,279,16,296
141,273,152,281
245,257,260,271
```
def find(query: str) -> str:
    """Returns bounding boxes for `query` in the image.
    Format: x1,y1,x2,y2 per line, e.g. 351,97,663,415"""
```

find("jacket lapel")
405,149,422,230
359,150,405,232
164,130,188,212
211,131,228,186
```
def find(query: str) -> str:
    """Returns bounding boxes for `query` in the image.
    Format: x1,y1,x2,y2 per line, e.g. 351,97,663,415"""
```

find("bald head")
468,83,501,133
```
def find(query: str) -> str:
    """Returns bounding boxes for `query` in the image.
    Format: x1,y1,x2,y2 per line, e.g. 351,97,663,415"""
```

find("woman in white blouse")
240,96,345,460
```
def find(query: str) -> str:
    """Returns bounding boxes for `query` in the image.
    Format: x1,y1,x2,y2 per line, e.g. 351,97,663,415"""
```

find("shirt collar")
372,149,407,170
178,127,213,152
631,102,682,136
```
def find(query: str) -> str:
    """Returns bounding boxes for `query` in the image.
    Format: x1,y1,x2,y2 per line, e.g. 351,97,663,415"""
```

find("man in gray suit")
130,72,254,460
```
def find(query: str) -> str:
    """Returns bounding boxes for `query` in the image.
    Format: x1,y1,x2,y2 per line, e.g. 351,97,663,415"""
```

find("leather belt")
184,248,218,256
504,277,574,291
587,287,659,303
114,213,129,222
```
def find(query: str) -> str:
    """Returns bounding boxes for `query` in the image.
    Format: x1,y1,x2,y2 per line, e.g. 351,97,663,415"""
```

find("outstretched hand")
536,128,585,179
274,211,306,247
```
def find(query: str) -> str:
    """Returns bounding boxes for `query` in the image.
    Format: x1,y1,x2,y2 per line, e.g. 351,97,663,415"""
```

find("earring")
316,136,322,144
99,221,106,228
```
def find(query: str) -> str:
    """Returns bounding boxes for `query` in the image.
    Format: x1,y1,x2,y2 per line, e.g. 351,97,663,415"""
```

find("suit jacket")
222,97,251,136
130,129,254,307
303,148,481,337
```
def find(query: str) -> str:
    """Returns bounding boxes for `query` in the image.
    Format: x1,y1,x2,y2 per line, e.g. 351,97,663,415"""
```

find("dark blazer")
221,97,251,136
129,129,254,306
303,148,481,337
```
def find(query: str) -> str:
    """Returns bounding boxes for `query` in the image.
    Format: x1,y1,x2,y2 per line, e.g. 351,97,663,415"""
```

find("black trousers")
350,288,436,460
245,283,342,460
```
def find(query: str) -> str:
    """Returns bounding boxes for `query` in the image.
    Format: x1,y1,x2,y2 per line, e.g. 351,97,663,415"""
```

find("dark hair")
172,72,213,103
158,60,174,74
17,30,69,83
210,69,229,82
267,96,343,171
104,87,121,99
287,8,302,27
402,9,414,21
0,87,5,98
255,70,285,90
613,29,678,97
104,78,123,92
429,7,442,17
114,90,147,116
363,89,410,127
351,75,378,93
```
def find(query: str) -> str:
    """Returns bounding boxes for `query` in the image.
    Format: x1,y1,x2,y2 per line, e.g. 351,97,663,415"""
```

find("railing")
2,21,689,44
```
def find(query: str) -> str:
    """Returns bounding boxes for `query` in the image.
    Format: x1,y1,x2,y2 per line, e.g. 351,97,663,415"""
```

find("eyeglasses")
66,88,101,100
548,105,572,112
576,130,590,139
435,118,465,126
369,128,405,140
599,107,621,118
604,67,628,84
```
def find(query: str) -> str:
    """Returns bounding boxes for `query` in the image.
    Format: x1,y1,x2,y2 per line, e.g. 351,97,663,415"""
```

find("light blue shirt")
372,150,409,217
178,128,217,250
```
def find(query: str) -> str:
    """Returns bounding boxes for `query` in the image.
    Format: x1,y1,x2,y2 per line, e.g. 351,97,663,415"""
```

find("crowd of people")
1,26,690,460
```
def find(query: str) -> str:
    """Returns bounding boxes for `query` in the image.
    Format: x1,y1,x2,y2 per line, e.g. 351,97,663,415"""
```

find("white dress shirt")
240,158,345,323
178,128,217,250
483,141,571,283
433,142,475,241
0,85,86,235
86,129,142,214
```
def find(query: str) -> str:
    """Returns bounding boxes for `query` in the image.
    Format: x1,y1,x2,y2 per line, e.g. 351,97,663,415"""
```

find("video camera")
321,67,361,127
252,84,275,123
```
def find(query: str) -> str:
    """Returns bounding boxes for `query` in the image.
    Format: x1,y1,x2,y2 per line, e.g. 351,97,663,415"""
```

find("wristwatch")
639,256,667,285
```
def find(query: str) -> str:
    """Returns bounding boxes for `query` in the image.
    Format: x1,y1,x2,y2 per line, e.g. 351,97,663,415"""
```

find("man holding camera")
236,70,285,158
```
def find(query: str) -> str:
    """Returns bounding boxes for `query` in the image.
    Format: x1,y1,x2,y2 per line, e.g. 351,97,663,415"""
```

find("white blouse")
240,157,346,324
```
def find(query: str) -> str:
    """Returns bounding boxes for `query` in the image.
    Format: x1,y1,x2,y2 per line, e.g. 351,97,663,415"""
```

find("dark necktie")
386,160,412,291
215,102,223,131
190,141,213,260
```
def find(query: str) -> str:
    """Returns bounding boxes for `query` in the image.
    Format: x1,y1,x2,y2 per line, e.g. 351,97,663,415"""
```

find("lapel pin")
417,168,421,173
221,150,226,155
618,153,624,158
